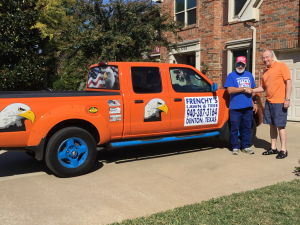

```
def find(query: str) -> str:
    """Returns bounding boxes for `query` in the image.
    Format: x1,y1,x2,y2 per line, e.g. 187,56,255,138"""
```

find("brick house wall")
160,0,300,90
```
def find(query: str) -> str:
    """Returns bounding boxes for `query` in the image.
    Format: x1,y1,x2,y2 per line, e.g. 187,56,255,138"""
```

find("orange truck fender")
26,105,111,160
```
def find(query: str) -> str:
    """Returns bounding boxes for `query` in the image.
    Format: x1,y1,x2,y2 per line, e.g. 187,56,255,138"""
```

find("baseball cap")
236,56,247,64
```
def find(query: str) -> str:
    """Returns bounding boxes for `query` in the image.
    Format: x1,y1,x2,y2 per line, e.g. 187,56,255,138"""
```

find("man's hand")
253,104,258,114
252,86,265,93
245,87,253,94
284,100,290,109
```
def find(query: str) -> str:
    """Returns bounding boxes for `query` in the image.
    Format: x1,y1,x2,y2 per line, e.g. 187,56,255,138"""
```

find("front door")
232,49,252,73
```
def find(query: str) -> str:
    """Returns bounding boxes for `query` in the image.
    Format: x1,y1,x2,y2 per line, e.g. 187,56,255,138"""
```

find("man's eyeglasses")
236,63,245,68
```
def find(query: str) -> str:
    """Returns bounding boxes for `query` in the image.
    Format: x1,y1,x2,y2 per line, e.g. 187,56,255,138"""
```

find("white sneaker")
232,149,239,155
241,148,254,155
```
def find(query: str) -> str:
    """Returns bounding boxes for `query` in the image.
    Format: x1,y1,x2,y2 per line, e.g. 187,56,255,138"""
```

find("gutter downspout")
244,22,257,80
250,25,256,80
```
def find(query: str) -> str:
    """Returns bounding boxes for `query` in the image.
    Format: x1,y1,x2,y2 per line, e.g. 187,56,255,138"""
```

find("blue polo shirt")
224,70,256,110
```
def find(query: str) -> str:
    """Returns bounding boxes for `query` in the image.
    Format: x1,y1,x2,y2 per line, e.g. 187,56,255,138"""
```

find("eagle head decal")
0,103,36,132
144,98,168,122
102,67,116,89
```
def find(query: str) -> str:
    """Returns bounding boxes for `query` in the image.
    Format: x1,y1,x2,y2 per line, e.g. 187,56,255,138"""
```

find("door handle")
174,98,182,102
134,100,144,103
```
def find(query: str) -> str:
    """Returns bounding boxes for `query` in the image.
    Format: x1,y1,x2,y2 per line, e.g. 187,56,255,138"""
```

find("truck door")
168,66,219,132
128,66,171,136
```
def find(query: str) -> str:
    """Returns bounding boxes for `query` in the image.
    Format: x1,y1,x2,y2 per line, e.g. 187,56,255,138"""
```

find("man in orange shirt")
252,50,292,159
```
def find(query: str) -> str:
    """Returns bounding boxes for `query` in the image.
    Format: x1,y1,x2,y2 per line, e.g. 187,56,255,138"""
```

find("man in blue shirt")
224,56,257,155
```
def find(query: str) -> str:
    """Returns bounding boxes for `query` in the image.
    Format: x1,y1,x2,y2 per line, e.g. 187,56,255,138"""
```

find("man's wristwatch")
286,98,290,101
243,87,246,92
254,101,258,104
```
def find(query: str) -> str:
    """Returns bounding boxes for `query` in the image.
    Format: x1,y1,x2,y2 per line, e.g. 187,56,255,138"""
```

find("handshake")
244,87,253,94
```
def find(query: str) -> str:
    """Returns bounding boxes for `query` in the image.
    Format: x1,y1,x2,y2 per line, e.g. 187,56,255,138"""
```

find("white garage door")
277,51,300,121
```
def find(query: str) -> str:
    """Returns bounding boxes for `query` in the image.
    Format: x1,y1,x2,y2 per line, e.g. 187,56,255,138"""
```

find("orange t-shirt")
261,61,291,103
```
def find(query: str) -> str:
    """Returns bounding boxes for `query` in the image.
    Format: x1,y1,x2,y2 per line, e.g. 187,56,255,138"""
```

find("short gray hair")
263,49,274,57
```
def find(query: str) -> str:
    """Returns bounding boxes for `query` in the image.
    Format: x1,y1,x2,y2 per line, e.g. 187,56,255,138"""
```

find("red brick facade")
160,0,300,88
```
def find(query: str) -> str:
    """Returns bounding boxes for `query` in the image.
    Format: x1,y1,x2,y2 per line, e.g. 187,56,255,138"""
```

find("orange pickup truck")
0,62,263,177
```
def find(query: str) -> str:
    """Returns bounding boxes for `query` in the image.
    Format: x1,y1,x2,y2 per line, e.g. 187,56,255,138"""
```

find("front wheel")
45,127,97,178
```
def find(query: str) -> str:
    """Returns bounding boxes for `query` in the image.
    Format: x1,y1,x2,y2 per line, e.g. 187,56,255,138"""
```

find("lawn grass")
110,179,300,225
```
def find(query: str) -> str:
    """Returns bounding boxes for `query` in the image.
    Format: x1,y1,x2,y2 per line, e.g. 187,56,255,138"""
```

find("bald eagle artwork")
144,98,168,122
0,103,36,132
88,66,119,89
103,70,115,89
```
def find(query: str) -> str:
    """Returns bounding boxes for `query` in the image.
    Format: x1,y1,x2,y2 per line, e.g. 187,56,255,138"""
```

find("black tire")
45,127,97,178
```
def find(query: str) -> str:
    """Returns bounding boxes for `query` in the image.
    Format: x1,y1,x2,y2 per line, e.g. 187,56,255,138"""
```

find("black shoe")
262,148,279,155
276,150,288,159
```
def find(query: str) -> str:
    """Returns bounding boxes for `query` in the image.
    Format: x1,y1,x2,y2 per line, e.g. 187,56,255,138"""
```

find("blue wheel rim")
57,137,88,168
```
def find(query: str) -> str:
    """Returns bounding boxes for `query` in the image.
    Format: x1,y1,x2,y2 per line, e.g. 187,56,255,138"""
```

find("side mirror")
211,83,218,92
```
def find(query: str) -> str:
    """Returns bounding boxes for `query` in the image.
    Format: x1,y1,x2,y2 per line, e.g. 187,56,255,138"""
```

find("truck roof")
89,62,196,69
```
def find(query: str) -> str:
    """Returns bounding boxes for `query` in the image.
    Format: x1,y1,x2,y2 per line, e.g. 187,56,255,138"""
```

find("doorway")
232,48,252,73
173,53,196,68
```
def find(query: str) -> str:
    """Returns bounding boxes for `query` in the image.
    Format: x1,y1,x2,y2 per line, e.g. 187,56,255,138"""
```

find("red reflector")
98,62,108,66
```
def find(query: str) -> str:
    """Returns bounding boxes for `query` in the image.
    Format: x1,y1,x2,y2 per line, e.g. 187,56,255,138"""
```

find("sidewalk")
0,122,299,225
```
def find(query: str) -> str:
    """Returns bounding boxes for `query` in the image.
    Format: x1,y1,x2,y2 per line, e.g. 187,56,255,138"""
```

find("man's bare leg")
278,127,287,152
270,124,278,149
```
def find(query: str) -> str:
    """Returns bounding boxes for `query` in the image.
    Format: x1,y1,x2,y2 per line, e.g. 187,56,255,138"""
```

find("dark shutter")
223,0,229,26
222,50,228,87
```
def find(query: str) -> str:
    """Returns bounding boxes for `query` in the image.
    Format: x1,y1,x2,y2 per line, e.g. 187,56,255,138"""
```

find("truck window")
131,67,162,94
169,68,211,93
87,66,120,90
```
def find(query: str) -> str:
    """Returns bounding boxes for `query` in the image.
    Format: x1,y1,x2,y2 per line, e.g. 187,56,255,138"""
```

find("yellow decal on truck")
88,107,98,114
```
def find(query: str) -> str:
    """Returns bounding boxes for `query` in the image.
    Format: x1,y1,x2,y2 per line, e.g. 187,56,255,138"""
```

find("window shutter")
223,0,229,26
222,50,228,87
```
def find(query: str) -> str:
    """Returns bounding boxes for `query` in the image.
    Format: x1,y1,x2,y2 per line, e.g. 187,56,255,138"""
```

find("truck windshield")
87,66,120,90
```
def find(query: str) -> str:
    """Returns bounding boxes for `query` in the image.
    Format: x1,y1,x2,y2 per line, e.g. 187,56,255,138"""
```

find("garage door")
277,51,300,121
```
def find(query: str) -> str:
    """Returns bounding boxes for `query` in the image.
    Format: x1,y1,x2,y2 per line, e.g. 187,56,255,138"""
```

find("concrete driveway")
0,122,299,225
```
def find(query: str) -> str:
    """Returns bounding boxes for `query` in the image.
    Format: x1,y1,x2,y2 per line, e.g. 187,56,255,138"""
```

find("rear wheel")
45,127,97,177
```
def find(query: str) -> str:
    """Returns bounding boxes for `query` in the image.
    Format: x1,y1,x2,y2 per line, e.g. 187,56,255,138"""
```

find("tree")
0,0,55,91
33,0,76,40
55,0,182,90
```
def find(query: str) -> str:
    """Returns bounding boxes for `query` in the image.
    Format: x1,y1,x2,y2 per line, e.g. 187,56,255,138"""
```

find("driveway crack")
147,168,210,197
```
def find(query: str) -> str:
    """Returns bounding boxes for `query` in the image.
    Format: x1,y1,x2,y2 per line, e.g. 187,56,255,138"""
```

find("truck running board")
108,131,220,148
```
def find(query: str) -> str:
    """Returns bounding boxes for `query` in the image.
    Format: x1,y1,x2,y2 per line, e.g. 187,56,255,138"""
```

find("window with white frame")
234,0,247,16
175,0,197,26
226,0,263,23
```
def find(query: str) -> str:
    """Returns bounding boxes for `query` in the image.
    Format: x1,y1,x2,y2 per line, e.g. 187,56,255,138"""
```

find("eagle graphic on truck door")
0,103,36,132
144,98,168,122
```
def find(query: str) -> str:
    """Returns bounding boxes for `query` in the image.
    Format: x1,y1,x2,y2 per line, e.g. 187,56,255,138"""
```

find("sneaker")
232,149,239,155
241,148,254,155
